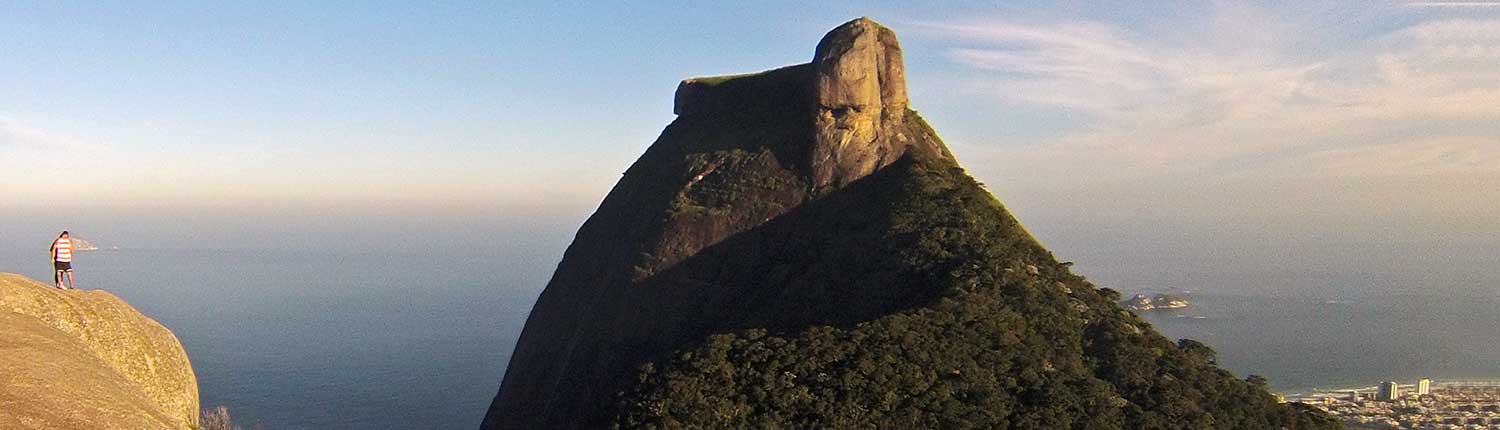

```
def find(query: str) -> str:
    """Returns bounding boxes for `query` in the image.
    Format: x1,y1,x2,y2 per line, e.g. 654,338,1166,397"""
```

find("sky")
2,1,1497,296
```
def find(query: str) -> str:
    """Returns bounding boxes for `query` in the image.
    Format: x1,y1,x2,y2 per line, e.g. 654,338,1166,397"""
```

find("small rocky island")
71,236,101,251
1122,293,1191,311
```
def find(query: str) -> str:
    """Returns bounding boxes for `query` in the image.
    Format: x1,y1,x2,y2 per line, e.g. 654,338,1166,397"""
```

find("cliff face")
483,17,1337,430
810,18,910,189
0,273,199,430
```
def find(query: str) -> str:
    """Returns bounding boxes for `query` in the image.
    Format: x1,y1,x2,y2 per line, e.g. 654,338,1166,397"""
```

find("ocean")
0,247,557,429
1139,294,1500,395
3,247,1497,428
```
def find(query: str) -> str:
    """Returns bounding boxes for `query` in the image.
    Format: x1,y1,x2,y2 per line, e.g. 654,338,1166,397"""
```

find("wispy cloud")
0,116,92,151
1260,136,1500,177
913,4,1500,185
1406,1,1500,8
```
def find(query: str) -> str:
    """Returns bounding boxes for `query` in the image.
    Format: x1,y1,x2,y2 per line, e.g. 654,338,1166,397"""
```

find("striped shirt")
53,238,73,263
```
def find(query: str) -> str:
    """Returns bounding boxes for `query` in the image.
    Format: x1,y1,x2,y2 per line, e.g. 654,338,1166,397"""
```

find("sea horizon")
3,245,1496,427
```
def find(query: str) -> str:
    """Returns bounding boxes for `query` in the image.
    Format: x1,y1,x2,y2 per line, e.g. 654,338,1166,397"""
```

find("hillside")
608,149,1336,429
0,273,199,430
482,17,1338,430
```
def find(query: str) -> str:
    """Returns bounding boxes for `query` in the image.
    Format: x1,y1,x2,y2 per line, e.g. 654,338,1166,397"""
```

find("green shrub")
199,406,240,430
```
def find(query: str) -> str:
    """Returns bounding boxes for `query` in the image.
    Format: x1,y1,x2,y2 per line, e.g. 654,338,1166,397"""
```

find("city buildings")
1379,381,1401,401
1297,379,1500,429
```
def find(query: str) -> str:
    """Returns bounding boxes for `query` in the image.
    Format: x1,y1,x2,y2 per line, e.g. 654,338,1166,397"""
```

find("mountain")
482,18,1338,430
0,273,199,430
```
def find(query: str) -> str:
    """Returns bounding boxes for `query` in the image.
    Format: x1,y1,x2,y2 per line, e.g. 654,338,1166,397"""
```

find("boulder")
0,273,198,430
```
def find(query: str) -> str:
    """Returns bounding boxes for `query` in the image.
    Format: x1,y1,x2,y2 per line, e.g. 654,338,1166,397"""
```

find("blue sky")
3,1,1497,295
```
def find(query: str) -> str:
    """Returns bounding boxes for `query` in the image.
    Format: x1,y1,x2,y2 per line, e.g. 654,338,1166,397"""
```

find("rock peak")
812,17,907,113
810,17,911,189
671,18,924,190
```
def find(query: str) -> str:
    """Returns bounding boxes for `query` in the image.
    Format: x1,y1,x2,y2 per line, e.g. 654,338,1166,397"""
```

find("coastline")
1285,380,1500,401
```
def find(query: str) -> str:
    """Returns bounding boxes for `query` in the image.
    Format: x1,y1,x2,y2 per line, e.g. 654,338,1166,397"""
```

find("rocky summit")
0,273,198,430
482,18,1340,430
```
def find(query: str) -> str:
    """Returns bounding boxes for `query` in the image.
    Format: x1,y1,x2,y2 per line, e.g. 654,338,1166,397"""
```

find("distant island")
70,237,101,252
1122,293,1191,311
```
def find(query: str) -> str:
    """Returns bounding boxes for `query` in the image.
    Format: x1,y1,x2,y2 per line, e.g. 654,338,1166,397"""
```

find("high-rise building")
1417,378,1432,395
1377,381,1400,401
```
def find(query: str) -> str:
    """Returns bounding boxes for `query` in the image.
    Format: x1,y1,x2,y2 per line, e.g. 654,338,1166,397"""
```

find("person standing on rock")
50,231,75,290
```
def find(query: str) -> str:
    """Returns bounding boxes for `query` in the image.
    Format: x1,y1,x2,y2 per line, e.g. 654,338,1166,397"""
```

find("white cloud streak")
0,116,92,151
1406,1,1500,8
914,6,1500,184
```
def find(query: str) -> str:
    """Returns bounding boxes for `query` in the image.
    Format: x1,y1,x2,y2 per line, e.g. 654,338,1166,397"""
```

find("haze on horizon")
2,1,1496,297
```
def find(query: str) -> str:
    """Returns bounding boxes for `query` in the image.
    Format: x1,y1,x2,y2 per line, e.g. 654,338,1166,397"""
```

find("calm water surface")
2,247,553,429
1140,294,1500,394
3,247,1497,427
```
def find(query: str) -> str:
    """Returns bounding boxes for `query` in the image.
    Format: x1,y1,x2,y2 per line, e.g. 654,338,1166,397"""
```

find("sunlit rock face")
0,273,199,430
810,17,913,190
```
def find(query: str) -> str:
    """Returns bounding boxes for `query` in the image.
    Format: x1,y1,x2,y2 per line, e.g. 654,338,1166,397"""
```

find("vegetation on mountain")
608,144,1338,430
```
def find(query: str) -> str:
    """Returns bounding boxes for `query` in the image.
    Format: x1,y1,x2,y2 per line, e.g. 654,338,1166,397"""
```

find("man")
50,231,75,290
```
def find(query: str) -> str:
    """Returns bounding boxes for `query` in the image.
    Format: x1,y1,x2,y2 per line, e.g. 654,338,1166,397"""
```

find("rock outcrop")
482,17,1337,430
810,17,910,189
0,273,199,430
1122,293,1192,311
